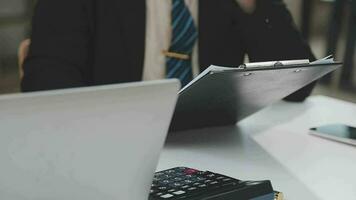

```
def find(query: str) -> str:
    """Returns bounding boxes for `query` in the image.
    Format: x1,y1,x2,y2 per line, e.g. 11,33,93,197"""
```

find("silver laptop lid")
0,80,180,200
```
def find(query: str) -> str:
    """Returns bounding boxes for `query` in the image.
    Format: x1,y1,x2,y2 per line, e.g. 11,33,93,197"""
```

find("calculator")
149,167,275,200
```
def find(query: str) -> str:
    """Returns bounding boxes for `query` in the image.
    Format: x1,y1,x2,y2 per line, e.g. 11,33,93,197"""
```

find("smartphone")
310,124,356,146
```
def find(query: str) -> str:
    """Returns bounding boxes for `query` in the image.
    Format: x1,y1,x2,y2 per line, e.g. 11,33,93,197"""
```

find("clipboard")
169,57,342,132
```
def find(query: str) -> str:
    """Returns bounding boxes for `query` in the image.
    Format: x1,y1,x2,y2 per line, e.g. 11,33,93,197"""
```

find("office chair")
18,39,31,80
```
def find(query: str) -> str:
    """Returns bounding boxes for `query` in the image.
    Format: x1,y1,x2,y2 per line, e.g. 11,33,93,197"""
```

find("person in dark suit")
22,0,315,101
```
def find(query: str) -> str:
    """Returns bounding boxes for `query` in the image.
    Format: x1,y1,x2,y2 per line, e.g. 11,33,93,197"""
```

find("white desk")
158,96,356,200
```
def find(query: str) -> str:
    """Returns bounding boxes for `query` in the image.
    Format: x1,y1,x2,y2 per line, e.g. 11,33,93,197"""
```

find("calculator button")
155,192,163,196
168,189,176,193
181,185,189,189
171,182,183,187
155,172,164,176
160,194,174,199
162,175,171,179
197,171,209,175
174,172,184,177
187,187,197,191
198,184,207,188
197,177,206,181
173,190,186,195
184,180,193,184
209,181,219,185
189,177,199,182
222,178,232,182
158,186,167,190
184,168,198,175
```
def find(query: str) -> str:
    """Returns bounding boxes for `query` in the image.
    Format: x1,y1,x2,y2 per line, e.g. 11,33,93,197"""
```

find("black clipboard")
169,58,342,132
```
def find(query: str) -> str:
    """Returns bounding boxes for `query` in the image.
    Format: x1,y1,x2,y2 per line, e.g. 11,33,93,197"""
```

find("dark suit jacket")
22,0,316,101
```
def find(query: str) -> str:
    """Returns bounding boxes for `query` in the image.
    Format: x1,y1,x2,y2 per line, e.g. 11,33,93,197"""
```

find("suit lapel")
117,0,146,80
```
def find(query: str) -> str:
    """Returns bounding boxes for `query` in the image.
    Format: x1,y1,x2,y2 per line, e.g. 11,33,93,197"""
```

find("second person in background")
22,0,315,101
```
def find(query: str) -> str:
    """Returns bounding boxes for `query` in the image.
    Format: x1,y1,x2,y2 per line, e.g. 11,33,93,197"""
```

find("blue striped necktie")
166,0,198,87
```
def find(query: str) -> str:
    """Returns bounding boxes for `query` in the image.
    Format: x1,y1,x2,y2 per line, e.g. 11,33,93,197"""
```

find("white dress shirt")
143,0,199,81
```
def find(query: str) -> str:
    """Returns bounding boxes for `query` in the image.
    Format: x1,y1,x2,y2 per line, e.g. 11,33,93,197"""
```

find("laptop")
0,80,180,200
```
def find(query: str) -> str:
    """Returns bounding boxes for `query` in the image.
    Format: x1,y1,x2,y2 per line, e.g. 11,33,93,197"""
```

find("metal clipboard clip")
239,59,310,69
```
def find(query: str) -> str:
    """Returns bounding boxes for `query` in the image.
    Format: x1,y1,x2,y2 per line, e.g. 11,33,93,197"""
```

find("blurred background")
0,0,355,102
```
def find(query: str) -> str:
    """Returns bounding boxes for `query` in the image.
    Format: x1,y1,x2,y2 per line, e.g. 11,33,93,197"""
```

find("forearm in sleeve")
21,0,93,92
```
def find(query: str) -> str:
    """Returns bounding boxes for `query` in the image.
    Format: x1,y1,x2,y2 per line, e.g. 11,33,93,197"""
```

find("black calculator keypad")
149,167,274,200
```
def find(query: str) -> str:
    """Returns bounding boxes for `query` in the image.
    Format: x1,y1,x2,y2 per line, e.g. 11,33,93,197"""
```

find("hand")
236,0,256,14
18,39,31,79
